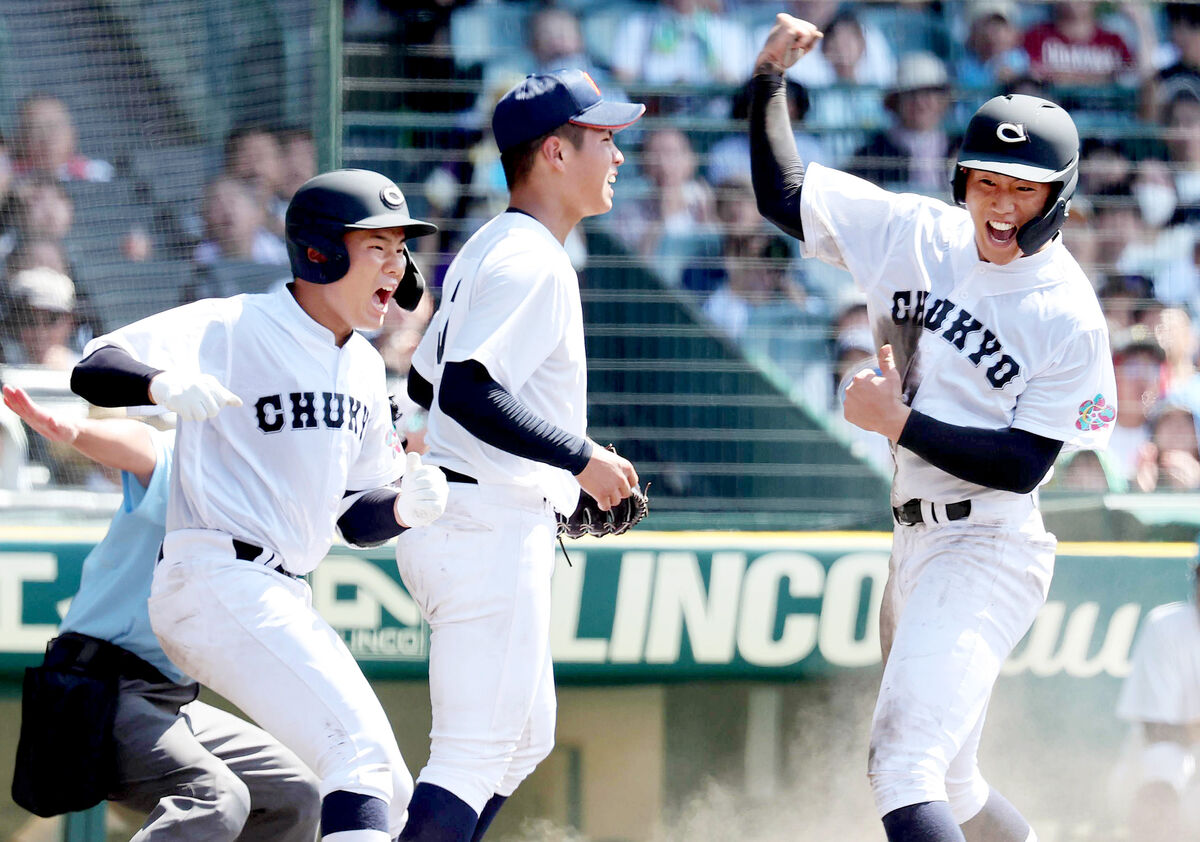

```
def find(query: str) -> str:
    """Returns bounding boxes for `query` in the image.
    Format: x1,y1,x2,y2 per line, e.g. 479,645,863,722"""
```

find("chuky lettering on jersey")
253,391,371,437
890,290,1020,389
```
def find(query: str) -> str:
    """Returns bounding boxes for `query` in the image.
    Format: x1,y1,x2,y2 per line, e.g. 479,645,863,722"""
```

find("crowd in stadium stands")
6,0,1200,499
365,0,1200,497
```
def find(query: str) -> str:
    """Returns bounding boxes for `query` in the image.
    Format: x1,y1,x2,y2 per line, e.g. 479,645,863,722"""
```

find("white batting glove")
148,369,243,422
394,452,449,528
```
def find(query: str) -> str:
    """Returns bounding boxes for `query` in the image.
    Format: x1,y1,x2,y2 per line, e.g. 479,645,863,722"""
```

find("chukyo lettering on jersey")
890,290,1021,389
254,391,371,438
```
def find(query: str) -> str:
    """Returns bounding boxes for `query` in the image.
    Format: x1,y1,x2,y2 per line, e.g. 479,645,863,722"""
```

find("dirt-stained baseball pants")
149,529,413,837
868,498,1055,823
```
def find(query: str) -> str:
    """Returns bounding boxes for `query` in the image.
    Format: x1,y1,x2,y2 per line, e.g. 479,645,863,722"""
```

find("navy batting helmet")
952,94,1080,255
285,169,437,310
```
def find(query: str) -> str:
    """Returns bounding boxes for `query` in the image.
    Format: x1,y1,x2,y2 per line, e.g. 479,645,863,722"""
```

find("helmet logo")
380,185,404,209
996,122,1028,143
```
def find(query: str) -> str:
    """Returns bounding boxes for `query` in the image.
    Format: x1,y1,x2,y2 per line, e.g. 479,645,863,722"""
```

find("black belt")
892,499,972,526
46,632,173,685
441,468,477,484
232,538,300,579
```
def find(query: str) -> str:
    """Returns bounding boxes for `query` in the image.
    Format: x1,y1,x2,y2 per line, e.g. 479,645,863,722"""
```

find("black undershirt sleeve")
407,366,433,411
439,359,593,474
337,488,403,547
749,72,807,241
897,411,1064,494
71,345,163,408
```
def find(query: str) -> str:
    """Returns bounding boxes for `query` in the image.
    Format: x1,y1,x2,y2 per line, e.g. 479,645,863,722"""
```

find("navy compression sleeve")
897,411,1063,494
749,72,806,241
337,488,403,547
71,345,163,407
439,360,593,474
407,366,433,411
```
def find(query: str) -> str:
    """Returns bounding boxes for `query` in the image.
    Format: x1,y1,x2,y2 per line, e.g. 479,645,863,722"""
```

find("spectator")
472,6,634,143
1144,305,1199,394
276,126,317,201
1146,2,1200,122
192,175,288,268
848,52,955,194
799,9,890,166
769,0,896,88
223,124,288,234
679,173,758,295
11,94,114,183
2,267,79,370
615,127,716,259
954,0,1029,91
611,0,753,115
1022,2,1137,88
1098,273,1157,333
1109,328,1165,486
1163,87,1200,226
0,177,74,270
1080,137,1135,197
706,76,829,188
1136,387,1200,490
702,231,804,341
1091,180,1147,281
1110,553,1200,841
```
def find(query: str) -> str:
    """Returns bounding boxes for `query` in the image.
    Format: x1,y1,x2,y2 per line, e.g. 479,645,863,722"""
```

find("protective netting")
0,0,329,492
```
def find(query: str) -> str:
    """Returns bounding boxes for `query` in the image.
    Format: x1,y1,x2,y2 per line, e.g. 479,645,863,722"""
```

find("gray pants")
108,677,320,842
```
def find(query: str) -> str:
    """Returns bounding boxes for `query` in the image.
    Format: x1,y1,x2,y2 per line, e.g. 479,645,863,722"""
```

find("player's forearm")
749,73,806,241
337,488,404,547
71,418,158,479
439,360,592,474
897,411,1063,494
71,345,162,407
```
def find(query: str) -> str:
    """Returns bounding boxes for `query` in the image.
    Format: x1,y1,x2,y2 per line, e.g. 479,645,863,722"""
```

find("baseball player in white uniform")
1112,559,1200,841
393,69,644,841
750,15,1116,842
69,169,450,842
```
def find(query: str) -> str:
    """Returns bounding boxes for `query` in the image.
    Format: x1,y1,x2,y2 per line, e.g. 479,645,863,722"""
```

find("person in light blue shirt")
4,384,320,842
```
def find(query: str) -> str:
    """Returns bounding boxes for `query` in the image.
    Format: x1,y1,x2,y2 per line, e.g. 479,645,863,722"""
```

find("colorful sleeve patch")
385,425,405,456
1075,394,1115,431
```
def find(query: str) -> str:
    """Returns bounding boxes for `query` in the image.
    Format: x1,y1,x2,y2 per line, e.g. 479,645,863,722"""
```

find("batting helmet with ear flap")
952,94,1080,256
285,169,437,310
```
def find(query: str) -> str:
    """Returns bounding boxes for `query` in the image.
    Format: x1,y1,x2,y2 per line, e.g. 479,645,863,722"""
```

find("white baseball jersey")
84,285,403,574
1118,601,1200,725
799,163,1117,504
412,211,587,514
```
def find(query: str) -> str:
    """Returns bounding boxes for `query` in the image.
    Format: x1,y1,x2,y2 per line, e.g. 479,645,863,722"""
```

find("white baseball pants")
394,482,558,815
148,530,413,837
868,499,1056,823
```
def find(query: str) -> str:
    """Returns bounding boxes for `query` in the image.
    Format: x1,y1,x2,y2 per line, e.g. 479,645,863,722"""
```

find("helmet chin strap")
1015,196,1068,255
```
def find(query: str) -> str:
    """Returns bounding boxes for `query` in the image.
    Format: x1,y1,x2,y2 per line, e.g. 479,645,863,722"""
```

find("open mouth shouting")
372,284,396,315
986,220,1018,247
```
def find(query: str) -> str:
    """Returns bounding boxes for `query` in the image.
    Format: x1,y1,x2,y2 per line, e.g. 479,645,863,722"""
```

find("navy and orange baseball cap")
492,69,645,154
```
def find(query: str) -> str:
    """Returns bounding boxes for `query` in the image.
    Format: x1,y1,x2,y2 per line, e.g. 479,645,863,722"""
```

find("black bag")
12,634,121,817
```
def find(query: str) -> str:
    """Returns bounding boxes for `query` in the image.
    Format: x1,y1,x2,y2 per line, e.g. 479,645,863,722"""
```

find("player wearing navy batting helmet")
71,168,450,842
750,14,1115,842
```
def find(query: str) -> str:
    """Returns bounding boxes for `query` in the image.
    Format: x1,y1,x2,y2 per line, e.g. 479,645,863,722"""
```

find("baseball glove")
558,483,650,539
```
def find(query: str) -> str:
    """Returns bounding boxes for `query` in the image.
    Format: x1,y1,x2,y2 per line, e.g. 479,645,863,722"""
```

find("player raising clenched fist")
750,12,1116,842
